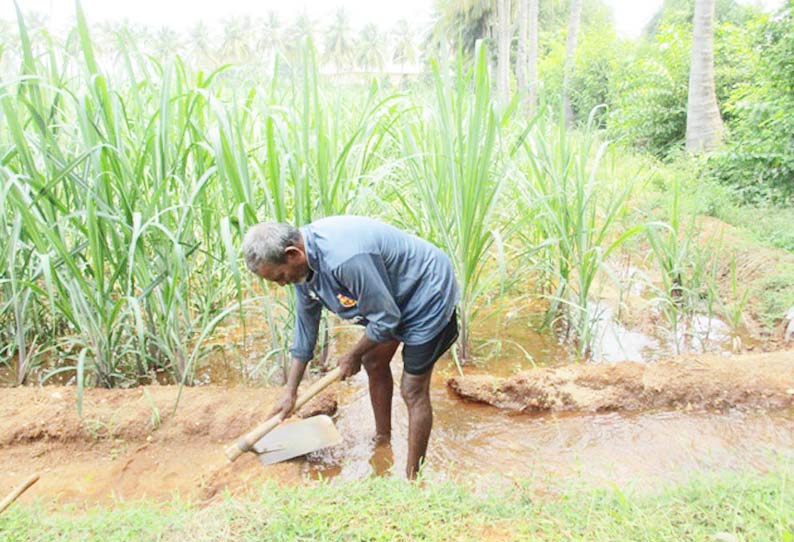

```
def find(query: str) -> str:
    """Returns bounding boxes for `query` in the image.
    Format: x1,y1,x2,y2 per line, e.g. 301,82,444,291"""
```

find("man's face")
256,247,309,286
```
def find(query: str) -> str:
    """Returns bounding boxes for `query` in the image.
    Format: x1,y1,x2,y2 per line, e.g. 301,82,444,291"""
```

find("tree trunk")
528,0,539,113
517,0,528,91
562,0,582,127
497,0,511,105
685,0,724,152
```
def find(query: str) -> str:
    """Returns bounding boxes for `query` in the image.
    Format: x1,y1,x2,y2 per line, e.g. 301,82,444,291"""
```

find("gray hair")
242,222,301,272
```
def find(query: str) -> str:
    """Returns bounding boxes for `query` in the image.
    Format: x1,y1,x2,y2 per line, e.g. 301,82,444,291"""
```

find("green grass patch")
712,204,794,254
0,500,192,542
2,464,792,541
756,265,794,330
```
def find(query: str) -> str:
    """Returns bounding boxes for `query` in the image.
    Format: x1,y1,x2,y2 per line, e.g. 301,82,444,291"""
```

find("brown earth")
698,216,794,342
449,350,794,412
593,216,794,353
3,351,794,508
0,383,338,506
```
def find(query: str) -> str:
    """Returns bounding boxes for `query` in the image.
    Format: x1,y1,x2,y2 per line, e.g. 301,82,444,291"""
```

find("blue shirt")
289,216,460,363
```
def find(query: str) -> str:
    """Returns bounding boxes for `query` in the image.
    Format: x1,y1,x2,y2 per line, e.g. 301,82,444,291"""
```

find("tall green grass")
397,44,514,363
1,2,732,395
519,108,643,357
645,176,725,354
0,4,409,395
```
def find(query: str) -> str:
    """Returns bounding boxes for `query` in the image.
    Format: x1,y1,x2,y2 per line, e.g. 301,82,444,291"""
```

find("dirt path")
449,351,794,412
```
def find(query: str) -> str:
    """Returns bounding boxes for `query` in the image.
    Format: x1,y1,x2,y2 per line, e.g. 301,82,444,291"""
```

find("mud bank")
0,385,337,447
448,351,794,412
0,384,339,505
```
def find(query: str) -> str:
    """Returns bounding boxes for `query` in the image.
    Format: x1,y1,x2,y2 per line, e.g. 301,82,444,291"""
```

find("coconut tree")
82,20,142,79
290,12,316,43
325,8,354,72
496,0,511,104
220,16,253,64
152,26,183,60
528,0,539,112
283,11,316,64
516,0,541,111
685,0,724,152
517,0,528,90
391,19,417,73
424,0,493,62
355,23,386,73
187,21,214,66
562,0,582,126
256,11,281,70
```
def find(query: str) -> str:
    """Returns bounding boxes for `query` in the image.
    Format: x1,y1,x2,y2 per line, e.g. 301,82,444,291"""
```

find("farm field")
2,0,794,540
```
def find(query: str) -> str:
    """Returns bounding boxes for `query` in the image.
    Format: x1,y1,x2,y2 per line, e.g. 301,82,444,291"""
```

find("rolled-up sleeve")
334,254,401,343
289,284,322,363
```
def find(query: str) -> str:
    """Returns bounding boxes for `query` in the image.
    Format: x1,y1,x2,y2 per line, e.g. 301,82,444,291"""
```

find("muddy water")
293,314,793,487
286,356,794,489
588,301,755,364
4,309,791,494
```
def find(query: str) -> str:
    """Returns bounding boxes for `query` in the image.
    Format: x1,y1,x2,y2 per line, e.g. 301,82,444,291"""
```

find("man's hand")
338,352,362,381
268,389,297,421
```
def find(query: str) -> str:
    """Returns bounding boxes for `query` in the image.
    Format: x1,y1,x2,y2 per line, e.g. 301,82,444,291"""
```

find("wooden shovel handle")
0,473,39,514
225,367,341,462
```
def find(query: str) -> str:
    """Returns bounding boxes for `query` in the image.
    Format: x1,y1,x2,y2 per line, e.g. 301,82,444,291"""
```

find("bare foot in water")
369,438,394,476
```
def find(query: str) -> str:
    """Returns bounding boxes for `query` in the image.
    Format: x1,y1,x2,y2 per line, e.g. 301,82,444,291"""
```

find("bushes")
606,16,757,157
606,0,793,202
538,26,629,127
607,23,690,155
709,1,794,202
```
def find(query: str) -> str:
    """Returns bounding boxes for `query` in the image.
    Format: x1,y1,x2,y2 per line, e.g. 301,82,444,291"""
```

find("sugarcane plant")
519,107,643,357
398,43,511,366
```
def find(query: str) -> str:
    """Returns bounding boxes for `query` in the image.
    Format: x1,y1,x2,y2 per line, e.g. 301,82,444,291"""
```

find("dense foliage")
710,0,794,202
480,0,792,201
2,0,793,392
607,23,691,153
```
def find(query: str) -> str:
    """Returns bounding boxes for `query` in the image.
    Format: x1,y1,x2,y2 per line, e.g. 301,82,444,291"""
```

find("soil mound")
0,385,336,446
448,351,794,412
0,383,339,506
699,216,794,342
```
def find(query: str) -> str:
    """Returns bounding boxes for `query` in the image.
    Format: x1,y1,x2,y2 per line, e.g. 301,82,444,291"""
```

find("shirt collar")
300,225,320,285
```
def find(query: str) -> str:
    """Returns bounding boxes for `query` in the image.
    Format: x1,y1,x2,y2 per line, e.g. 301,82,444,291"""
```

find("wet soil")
0,384,338,505
698,216,794,342
3,351,794,508
579,215,794,364
448,351,794,412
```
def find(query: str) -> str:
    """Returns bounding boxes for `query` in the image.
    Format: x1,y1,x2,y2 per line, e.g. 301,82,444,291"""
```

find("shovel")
224,367,342,464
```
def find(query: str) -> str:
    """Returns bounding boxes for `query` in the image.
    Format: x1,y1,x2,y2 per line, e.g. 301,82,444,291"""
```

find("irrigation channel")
311,358,794,487
2,310,794,506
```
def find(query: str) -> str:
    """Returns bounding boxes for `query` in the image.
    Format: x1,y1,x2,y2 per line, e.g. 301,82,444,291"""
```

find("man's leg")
362,340,399,441
400,368,434,479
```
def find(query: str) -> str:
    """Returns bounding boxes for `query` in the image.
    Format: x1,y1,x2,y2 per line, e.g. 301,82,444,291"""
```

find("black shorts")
402,310,459,375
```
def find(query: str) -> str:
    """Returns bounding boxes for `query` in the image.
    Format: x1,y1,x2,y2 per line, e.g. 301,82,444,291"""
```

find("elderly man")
242,215,459,478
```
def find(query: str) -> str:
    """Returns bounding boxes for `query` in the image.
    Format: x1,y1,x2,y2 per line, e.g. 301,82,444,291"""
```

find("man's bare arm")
338,335,381,380
268,358,309,419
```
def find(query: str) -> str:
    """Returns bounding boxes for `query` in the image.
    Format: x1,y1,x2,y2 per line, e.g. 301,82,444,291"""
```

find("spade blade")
253,415,342,466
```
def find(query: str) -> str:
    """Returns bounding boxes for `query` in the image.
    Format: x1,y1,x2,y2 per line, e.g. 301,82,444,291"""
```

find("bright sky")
2,0,787,38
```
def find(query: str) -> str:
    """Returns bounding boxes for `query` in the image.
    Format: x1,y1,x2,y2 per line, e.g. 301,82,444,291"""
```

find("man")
242,215,459,478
